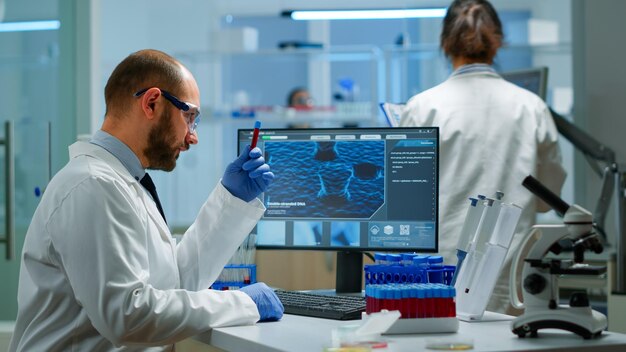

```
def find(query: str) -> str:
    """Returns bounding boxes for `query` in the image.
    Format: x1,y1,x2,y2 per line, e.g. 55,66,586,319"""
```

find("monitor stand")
306,251,364,297
335,251,363,294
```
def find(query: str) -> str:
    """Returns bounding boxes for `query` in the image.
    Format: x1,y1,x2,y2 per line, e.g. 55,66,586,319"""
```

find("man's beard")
144,109,186,171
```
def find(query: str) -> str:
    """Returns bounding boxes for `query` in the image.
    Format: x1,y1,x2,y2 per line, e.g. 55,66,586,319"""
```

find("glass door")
0,30,57,320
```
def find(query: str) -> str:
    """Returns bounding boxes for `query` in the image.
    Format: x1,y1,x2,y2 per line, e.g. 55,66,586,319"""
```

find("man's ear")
139,88,161,120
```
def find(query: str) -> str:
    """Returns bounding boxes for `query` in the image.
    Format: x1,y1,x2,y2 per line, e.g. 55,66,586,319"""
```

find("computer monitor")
237,127,439,293
500,66,548,100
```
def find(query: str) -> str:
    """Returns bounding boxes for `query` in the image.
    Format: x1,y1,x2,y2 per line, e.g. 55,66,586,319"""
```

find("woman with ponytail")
400,0,566,315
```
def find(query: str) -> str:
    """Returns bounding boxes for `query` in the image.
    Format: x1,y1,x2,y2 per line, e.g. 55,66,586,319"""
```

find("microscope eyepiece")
522,175,570,216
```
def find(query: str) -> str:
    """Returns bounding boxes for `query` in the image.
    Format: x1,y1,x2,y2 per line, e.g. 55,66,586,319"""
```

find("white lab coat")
400,70,566,313
10,141,263,351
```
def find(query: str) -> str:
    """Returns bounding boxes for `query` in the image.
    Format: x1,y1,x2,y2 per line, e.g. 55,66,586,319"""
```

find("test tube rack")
211,264,257,290
365,283,456,318
363,283,459,334
363,264,459,334
364,264,456,285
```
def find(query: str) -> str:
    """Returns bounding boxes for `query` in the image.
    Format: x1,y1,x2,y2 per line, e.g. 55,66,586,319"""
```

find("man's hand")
222,145,274,202
240,282,284,321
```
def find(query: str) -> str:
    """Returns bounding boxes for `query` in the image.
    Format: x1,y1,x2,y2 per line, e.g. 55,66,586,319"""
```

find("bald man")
10,49,282,351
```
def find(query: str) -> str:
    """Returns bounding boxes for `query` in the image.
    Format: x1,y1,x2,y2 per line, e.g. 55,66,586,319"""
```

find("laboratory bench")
5,314,626,351
184,312,626,352
0,321,13,351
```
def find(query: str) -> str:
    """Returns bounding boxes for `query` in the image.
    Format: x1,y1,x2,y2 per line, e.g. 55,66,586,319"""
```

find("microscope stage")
511,305,607,339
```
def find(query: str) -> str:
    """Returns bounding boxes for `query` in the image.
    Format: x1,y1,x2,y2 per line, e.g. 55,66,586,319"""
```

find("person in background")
399,0,566,314
286,87,358,128
287,87,314,110
10,49,283,351
285,87,313,129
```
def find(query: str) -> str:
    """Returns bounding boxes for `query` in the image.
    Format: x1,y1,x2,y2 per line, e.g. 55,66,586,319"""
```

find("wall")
98,0,218,128
574,0,626,165
572,0,626,241
0,0,56,21
571,0,626,332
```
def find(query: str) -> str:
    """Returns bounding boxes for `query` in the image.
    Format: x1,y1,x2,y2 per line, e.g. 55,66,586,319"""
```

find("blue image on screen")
330,222,360,247
256,221,286,246
293,221,323,246
264,140,384,219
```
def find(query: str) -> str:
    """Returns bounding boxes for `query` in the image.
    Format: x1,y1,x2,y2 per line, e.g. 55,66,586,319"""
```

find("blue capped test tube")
401,252,417,266
427,255,444,283
412,255,429,283
386,253,402,266
374,252,387,265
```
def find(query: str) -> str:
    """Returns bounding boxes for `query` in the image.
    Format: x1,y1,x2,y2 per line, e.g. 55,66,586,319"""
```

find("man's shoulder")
48,151,131,199
67,142,135,182
64,151,117,179
39,155,141,222
43,159,95,202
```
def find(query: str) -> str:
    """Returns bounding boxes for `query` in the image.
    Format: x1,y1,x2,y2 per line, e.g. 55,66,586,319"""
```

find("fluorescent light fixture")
283,8,447,21
0,20,60,33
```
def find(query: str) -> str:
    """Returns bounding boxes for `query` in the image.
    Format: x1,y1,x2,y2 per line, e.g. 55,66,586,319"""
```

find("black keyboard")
274,290,366,320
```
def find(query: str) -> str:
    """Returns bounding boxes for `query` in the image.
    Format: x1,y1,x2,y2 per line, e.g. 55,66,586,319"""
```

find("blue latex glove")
240,282,284,322
222,145,274,202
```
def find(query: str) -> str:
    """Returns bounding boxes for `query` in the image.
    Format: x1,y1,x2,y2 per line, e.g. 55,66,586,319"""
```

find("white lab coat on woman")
10,141,263,351
399,68,566,313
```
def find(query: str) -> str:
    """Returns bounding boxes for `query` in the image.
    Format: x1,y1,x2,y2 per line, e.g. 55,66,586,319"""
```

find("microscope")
510,175,607,339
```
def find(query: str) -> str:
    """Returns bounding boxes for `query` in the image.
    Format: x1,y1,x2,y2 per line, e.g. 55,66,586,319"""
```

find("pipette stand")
454,198,522,322
455,243,509,321
511,217,607,339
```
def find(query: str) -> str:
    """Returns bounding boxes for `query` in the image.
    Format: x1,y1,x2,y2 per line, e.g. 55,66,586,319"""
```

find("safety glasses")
134,88,201,133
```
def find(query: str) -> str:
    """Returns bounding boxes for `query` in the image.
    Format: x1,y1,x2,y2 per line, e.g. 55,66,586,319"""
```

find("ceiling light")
283,8,447,21
0,20,60,33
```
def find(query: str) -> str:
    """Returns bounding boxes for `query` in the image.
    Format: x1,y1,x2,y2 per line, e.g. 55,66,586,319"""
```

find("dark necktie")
140,173,167,224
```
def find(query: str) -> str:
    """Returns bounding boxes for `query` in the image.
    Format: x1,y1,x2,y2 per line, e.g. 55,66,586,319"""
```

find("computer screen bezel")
500,66,549,100
237,126,440,254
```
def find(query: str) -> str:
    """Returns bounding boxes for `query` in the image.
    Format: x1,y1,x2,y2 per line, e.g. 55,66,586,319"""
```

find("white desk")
193,313,626,352
0,321,15,351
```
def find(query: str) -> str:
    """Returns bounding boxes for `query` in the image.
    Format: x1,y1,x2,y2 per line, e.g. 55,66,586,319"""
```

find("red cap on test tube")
250,120,261,149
